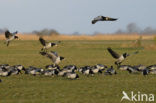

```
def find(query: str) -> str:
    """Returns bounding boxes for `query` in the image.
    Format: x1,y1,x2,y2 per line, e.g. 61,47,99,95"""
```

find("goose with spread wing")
39,37,58,51
40,51,64,66
92,16,117,24
5,30,18,46
107,47,138,66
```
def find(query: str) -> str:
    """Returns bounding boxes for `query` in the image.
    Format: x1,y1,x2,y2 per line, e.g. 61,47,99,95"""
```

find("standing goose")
5,30,18,46
107,47,139,66
40,51,64,66
92,16,117,24
39,37,58,51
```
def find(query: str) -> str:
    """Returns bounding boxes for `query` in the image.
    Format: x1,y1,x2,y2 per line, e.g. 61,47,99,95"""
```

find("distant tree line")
32,29,59,36
115,23,156,34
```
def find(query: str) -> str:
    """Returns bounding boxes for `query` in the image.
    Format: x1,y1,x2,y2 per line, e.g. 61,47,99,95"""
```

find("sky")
0,0,156,34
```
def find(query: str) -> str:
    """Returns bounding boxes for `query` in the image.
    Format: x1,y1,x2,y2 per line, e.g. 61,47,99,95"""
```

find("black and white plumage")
63,72,79,79
24,66,44,76
39,37,58,51
105,66,117,75
5,30,18,46
107,47,139,66
79,66,94,76
40,51,64,66
92,16,117,24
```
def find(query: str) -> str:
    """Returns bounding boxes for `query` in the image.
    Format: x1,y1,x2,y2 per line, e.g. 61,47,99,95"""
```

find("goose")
24,66,44,76
58,66,76,76
4,30,18,46
0,64,10,69
133,65,146,71
126,66,140,74
0,79,2,83
147,65,156,70
63,72,79,80
58,70,67,76
79,66,94,76
118,65,131,71
7,66,22,75
42,69,59,76
95,64,107,71
40,51,64,66
107,47,139,66
105,66,117,75
0,67,11,77
63,65,77,72
14,65,25,71
39,37,58,51
92,16,117,24
45,65,60,70
91,66,102,74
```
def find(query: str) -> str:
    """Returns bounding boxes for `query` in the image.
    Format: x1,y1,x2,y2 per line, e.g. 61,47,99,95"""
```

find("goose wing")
5,30,11,39
107,47,120,59
39,37,46,46
92,16,103,24
40,51,57,62
104,16,118,21
46,51,58,61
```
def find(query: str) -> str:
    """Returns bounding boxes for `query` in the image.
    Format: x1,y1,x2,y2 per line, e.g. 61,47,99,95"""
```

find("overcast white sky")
0,0,156,34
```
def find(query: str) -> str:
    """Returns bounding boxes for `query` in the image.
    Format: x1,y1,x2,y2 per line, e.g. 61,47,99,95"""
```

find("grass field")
0,39,156,103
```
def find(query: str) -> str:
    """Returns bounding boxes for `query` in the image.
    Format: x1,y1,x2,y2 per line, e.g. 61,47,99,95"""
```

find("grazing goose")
5,30,18,46
7,66,22,75
95,64,107,71
63,65,77,72
0,67,11,77
63,72,79,80
147,65,156,70
14,65,25,71
79,66,94,76
92,16,117,24
0,79,2,83
39,37,58,51
105,66,117,75
107,47,139,66
91,66,102,74
40,51,64,66
58,65,77,76
24,66,44,76
45,65,60,70
142,68,156,75
133,65,146,71
42,69,59,76
126,66,140,74
118,65,132,71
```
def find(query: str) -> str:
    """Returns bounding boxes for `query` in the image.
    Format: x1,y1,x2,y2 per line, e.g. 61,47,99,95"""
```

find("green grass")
0,40,156,103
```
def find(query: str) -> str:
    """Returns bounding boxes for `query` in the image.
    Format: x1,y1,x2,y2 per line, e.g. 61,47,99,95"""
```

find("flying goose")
40,51,64,66
5,30,18,46
92,16,117,24
39,37,58,51
107,47,139,66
